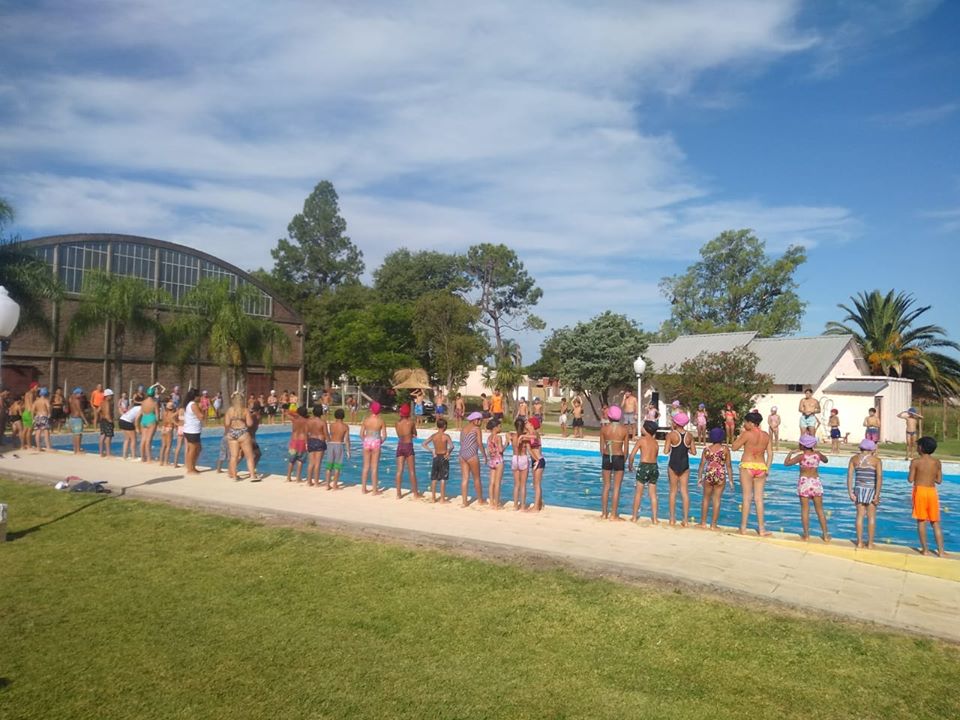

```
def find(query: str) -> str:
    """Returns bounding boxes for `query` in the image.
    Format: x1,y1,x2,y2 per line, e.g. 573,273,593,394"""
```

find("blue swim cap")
39,387,49,397
73,387,83,395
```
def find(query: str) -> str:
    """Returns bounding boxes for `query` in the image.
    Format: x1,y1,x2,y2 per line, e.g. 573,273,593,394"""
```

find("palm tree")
0,199,63,333
166,278,291,397
64,272,165,394
826,290,960,400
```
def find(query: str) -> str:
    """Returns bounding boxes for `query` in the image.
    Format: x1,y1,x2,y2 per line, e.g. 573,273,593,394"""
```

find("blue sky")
2,0,958,359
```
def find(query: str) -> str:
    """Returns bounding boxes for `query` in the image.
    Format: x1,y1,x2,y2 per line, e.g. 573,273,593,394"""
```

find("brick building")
2,233,304,398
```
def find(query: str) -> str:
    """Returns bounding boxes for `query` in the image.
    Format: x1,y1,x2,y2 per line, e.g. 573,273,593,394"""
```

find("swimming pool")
61,428,958,552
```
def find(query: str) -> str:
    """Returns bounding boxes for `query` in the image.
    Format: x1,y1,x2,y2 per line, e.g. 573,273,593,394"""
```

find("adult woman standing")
225,391,258,480
663,411,695,526
182,388,204,475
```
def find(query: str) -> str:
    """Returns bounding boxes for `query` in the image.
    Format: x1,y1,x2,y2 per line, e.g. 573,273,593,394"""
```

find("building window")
113,241,156,284
160,249,200,303
787,384,804,392
58,242,108,293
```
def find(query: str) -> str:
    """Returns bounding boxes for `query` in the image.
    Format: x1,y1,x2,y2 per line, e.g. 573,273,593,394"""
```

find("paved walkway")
2,447,958,642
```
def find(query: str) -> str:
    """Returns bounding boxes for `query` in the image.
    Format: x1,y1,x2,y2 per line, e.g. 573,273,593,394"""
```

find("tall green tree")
461,243,544,359
826,290,960,400
302,284,418,386
651,349,773,427
266,181,364,303
64,272,165,394
413,291,488,391
659,229,806,338
0,198,63,333
373,249,466,303
550,311,647,413
167,279,291,398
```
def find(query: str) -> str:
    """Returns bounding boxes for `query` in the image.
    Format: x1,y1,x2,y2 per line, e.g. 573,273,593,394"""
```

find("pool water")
64,429,958,552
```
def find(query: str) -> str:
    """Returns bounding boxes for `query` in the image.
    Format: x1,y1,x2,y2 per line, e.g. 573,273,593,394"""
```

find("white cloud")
2,0,876,356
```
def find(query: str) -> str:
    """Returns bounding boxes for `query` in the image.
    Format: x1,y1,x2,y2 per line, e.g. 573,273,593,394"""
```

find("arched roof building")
3,233,304,398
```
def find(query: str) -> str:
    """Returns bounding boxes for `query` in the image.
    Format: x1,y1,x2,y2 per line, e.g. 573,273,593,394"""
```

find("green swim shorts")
635,462,659,485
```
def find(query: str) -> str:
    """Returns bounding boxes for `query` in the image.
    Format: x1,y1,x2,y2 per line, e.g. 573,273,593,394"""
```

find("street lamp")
633,354,647,437
0,286,22,391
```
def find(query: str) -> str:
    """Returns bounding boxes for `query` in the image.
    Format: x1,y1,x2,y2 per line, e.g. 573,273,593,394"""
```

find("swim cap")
673,412,689,426
104,388,114,396
73,387,83,395
671,400,680,407
708,427,725,443
528,416,541,429
370,401,381,414
39,387,49,397
771,406,778,413
744,411,763,425
398,403,411,417
607,405,622,421
830,408,838,414
859,439,877,451
467,411,484,422
146,387,156,397
698,403,705,409
799,434,817,448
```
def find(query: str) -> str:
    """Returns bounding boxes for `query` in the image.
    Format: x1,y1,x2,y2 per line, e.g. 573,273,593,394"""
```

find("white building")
645,332,913,444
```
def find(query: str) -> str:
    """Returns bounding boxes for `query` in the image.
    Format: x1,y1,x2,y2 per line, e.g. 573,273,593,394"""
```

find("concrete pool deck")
2,446,958,643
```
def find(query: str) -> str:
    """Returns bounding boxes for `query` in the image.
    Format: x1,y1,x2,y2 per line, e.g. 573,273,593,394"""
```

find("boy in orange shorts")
908,436,945,557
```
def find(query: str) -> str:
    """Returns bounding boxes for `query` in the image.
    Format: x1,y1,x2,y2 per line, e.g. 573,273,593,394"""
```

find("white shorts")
558,413,568,424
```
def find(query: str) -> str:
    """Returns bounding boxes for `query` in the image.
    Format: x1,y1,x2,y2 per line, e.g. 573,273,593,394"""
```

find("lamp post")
633,354,647,437
0,286,22,391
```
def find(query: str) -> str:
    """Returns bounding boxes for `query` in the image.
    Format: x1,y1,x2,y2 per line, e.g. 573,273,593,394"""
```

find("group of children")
594,404,947,556
284,401,552,512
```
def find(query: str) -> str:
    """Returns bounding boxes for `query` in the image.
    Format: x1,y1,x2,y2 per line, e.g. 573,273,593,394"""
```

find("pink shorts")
363,436,382,451
798,475,823,498
511,455,529,471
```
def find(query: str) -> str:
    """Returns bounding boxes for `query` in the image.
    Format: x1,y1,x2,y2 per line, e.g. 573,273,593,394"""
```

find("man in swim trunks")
731,411,773,536
324,408,350,490
798,389,821,437
599,405,629,520
394,403,420,499
621,390,638,440
897,407,923,459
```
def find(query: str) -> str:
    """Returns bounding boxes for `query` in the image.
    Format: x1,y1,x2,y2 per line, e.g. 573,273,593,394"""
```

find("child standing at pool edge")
422,418,452,503
697,427,733,530
784,434,830,542
846,438,883,549
909,436,945,557
628,420,660,523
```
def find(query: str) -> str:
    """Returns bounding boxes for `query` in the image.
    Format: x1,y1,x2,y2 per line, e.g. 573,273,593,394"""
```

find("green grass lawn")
3,479,958,720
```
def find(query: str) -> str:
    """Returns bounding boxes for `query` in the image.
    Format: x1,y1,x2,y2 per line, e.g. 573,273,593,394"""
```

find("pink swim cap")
370,401,381,414
607,405,622,421
673,412,689,426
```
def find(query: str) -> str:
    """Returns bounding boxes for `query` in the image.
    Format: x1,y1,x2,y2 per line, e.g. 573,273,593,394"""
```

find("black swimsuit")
668,431,690,474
